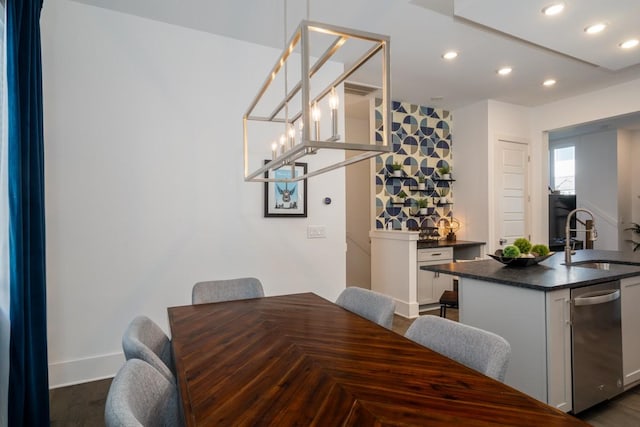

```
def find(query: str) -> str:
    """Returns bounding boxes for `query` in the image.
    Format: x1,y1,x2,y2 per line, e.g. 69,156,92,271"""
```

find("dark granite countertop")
417,240,485,250
420,249,640,291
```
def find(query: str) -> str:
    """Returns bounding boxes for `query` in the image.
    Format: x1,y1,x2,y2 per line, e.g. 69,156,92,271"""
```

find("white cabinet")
417,248,453,305
545,288,572,412
621,276,640,387
459,279,572,411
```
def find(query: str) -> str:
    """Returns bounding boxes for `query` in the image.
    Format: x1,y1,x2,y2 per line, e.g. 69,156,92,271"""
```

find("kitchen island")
421,249,640,413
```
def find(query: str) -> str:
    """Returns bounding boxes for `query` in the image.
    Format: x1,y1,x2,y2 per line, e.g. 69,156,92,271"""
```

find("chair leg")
440,305,446,318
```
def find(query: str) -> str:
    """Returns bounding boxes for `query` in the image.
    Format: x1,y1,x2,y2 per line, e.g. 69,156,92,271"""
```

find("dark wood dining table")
168,292,587,426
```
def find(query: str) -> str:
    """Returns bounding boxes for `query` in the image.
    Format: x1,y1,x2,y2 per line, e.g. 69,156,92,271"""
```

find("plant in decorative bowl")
417,174,426,190
489,239,553,267
396,190,408,204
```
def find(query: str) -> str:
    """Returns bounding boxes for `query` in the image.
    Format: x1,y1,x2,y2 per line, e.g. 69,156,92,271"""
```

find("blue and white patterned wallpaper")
374,99,453,234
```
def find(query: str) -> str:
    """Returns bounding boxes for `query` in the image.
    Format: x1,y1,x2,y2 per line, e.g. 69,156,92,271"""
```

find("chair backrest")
122,315,175,383
192,277,264,305
105,359,182,427
335,287,396,329
405,315,511,381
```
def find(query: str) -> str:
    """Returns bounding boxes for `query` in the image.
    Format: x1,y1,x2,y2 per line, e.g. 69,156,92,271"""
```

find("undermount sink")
570,262,613,270
569,260,640,271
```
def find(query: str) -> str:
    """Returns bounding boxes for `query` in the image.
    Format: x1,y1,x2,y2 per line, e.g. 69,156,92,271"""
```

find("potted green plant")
438,188,449,205
417,174,426,190
391,162,403,177
417,198,429,215
396,190,408,204
438,165,451,179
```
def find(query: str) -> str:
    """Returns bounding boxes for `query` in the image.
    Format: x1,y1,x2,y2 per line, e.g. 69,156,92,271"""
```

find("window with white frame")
550,145,575,195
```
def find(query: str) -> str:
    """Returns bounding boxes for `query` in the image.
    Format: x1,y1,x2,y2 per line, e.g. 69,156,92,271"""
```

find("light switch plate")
307,225,326,239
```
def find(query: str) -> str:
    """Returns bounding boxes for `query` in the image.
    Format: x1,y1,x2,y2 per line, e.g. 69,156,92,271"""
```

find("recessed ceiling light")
497,67,512,76
542,3,565,16
584,23,607,34
543,79,557,87
619,39,639,49
442,51,458,60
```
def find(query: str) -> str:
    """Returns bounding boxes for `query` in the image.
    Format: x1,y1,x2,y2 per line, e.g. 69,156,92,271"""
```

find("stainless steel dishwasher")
571,280,623,413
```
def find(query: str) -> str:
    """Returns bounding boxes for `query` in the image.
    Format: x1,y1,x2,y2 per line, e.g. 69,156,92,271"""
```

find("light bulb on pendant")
271,141,277,160
288,124,296,148
279,134,286,155
329,87,339,140
329,87,339,110
311,102,321,141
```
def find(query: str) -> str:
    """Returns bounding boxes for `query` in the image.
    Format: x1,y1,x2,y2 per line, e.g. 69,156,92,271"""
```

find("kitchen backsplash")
374,99,453,237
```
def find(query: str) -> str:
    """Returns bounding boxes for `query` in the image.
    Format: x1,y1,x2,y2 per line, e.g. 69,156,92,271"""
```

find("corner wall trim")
49,351,124,389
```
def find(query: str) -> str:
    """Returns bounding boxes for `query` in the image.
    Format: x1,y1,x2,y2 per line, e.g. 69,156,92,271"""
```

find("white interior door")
494,138,530,250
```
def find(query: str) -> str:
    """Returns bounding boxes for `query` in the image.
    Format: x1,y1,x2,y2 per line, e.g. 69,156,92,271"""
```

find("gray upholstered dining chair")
191,277,264,305
335,287,396,329
405,315,511,382
122,315,175,383
105,359,183,427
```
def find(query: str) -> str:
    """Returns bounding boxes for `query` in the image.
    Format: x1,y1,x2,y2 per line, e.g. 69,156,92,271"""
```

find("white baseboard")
394,298,419,319
49,352,124,389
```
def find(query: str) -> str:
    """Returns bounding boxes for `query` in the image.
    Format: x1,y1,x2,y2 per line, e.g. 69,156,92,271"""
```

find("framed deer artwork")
264,161,307,217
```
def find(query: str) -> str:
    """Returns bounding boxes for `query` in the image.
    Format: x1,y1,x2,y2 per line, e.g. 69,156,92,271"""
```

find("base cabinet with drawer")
417,248,453,305
370,230,484,318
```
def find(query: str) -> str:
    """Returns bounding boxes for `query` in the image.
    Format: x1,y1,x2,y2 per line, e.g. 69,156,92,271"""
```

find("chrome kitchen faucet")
565,208,598,265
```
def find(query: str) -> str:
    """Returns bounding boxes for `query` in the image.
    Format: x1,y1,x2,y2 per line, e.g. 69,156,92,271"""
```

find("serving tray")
488,251,555,267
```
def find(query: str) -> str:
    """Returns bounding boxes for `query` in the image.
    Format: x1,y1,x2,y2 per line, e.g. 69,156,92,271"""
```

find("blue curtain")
6,0,49,425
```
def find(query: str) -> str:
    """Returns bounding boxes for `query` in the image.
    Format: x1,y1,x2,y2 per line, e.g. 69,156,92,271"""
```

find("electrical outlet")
307,225,327,239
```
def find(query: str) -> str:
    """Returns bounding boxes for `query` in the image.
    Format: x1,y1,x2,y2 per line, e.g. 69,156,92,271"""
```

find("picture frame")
264,161,307,217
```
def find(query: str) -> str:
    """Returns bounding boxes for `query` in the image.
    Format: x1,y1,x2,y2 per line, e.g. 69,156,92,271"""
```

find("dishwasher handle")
573,289,620,307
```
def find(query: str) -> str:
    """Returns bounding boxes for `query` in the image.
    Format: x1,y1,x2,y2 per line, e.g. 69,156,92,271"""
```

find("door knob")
499,238,507,245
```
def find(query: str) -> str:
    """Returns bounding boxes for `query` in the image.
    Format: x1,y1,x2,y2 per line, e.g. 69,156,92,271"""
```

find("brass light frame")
243,20,391,182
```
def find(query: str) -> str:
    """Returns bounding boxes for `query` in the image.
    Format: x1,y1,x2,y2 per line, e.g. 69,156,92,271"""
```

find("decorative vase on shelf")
419,207,427,215
418,182,425,190
442,173,451,180
439,196,448,204
393,170,402,177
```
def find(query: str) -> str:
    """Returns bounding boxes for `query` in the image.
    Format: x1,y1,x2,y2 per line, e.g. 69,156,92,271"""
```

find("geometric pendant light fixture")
243,20,391,182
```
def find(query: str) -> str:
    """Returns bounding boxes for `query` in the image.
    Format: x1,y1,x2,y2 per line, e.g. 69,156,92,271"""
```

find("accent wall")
373,99,453,236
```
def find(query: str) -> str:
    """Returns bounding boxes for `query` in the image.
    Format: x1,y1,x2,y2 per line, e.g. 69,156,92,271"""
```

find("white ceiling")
453,0,640,71
70,0,640,112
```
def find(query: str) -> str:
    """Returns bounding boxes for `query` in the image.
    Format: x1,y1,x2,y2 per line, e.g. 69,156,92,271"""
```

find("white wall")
449,78,640,255
345,115,371,289
549,131,623,250
618,130,633,251
451,101,489,243
41,0,347,387
632,131,640,229
487,101,531,253
574,130,618,250
531,78,640,243
453,100,530,252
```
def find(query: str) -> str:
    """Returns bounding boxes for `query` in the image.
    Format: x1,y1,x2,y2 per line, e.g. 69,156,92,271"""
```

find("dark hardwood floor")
49,307,638,426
